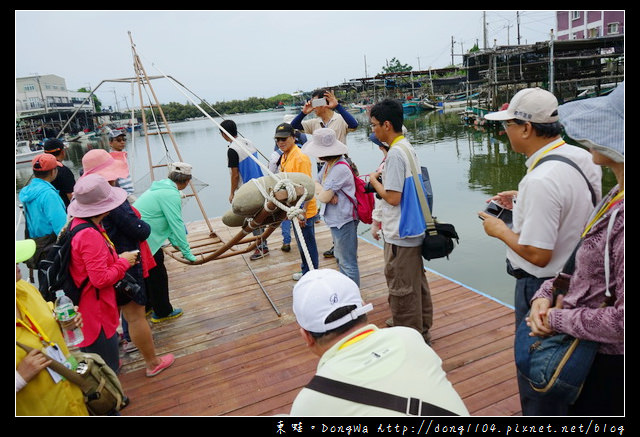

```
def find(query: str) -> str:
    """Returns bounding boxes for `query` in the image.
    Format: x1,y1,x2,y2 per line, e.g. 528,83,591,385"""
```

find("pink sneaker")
146,354,175,377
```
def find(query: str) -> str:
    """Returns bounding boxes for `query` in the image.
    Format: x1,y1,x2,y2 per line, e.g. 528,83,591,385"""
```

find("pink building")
556,11,624,40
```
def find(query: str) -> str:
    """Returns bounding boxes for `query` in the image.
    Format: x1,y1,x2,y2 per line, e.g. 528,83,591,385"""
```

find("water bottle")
54,290,84,347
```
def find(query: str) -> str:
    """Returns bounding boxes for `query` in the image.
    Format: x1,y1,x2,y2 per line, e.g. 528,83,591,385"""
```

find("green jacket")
133,179,195,261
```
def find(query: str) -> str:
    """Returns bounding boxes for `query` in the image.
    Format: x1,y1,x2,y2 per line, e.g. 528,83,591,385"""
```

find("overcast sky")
16,10,556,110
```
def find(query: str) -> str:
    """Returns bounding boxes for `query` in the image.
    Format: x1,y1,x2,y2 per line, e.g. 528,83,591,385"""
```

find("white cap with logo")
484,87,559,123
292,269,373,333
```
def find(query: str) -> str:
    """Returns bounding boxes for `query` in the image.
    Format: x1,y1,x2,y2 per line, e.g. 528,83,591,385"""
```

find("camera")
364,175,382,199
114,273,142,299
311,98,328,107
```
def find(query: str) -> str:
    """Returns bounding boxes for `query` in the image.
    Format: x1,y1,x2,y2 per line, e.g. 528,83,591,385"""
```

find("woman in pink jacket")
67,174,139,373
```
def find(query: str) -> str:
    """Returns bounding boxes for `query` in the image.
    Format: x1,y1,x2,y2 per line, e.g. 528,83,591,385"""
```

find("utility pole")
483,11,487,50
517,11,521,45
451,36,455,66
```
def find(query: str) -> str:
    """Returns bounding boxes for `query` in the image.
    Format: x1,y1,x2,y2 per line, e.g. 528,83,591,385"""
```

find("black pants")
144,249,174,318
570,353,624,416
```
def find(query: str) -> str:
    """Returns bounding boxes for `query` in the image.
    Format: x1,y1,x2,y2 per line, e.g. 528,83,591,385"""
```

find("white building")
16,74,94,116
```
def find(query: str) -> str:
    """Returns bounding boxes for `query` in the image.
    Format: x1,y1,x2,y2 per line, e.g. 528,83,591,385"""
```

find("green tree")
381,58,413,73
78,87,102,112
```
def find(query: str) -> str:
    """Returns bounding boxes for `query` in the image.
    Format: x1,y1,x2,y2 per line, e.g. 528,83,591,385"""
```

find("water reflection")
15,109,616,307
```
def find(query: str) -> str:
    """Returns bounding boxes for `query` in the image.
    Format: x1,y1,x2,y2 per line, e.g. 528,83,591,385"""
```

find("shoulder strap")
16,341,91,392
335,160,358,215
396,143,436,233
536,155,597,206
306,375,458,416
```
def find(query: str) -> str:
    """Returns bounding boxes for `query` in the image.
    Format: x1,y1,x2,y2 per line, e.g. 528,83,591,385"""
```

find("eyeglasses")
501,120,518,129
275,137,290,142
114,137,126,142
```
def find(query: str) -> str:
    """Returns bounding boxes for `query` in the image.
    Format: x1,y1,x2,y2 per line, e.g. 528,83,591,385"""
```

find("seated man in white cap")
289,269,469,416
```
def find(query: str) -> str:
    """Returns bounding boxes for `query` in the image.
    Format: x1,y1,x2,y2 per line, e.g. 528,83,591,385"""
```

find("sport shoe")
250,248,270,260
122,340,138,354
281,243,291,252
150,308,183,323
146,354,175,377
323,246,335,258
292,271,303,281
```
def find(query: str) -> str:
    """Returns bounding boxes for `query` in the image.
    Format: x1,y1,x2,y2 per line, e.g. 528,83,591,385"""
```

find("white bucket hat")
292,269,373,333
558,82,624,163
301,128,348,158
485,87,559,123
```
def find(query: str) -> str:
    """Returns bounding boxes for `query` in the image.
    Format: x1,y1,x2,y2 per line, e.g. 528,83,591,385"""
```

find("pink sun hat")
81,149,129,181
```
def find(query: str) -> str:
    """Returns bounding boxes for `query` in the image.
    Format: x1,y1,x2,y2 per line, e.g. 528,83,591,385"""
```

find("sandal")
146,354,175,377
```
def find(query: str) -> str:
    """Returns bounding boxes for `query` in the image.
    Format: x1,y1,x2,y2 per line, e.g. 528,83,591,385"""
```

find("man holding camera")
291,89,360,259
367,99,433,346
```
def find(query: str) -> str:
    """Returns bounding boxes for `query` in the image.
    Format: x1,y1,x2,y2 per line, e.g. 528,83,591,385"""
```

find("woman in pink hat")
67,174,173,377
81,149,175,377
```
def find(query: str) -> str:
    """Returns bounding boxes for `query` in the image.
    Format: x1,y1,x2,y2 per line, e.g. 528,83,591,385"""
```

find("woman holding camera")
67,174,139,373
81,149,175,378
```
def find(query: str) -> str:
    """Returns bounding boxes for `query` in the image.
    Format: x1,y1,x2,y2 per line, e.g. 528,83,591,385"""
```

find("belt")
506,259,539,279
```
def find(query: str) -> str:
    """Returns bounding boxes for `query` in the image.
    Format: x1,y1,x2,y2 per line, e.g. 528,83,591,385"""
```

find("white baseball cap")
484,87,559,123
292,269,373,333
168,162,192,176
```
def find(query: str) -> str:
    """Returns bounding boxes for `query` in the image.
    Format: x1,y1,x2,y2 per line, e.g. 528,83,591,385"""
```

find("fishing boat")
15,140,44,165
402,100,421,115
436,92,480,110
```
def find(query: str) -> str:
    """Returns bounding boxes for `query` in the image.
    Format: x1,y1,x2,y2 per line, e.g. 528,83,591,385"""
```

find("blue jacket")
18,178,67,238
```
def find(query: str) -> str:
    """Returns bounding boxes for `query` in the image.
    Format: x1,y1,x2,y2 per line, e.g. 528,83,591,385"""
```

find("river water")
16,108,615,307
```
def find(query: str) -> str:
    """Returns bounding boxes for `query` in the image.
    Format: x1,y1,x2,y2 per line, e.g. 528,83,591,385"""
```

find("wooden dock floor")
117,217,521,416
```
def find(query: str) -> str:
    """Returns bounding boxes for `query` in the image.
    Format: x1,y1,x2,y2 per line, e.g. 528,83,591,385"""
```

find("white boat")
16,140,44,165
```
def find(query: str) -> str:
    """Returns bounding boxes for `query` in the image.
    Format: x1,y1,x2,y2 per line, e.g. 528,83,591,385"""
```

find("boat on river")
437,92,480,110
16,140,44,165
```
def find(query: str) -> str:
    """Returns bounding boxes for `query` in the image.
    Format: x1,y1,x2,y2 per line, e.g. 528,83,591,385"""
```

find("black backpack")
38,222,96,305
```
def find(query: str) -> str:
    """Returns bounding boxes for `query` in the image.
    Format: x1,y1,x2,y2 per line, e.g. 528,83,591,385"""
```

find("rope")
141,48,316,272
251,176,315,272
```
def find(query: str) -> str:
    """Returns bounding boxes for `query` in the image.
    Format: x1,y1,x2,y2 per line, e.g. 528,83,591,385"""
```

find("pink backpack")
336,161,375,225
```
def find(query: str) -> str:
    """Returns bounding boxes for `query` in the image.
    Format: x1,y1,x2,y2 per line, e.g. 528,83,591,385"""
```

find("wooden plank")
117,217,521,416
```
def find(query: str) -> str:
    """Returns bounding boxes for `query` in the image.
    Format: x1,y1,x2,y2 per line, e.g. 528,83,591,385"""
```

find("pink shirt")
68,218,130,347
533,187,624,355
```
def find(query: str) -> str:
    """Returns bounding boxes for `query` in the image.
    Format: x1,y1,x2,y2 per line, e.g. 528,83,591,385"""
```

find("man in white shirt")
479,87,602,416
289,269,468,416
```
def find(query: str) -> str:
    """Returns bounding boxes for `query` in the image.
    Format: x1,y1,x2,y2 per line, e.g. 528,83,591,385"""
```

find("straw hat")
301,128,348,158
68,174,128,218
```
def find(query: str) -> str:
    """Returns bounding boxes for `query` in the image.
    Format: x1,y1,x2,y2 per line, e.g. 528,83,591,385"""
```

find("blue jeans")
513,274,561,416
292,215,319,274
281,220,291,245
253,227,268,251
330,220,360,286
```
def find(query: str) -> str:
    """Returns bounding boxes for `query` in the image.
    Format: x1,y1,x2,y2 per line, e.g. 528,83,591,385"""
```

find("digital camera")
114,273,142,299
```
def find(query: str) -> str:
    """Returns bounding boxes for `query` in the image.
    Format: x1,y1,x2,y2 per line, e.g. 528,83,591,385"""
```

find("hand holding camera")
120,250,140,267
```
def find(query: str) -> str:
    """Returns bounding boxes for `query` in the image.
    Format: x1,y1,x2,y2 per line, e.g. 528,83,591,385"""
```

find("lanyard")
16,300,54,347
387,135,405,149
527,139,566,173
582,190,624,237
338,329,374,350
321,159,342,184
